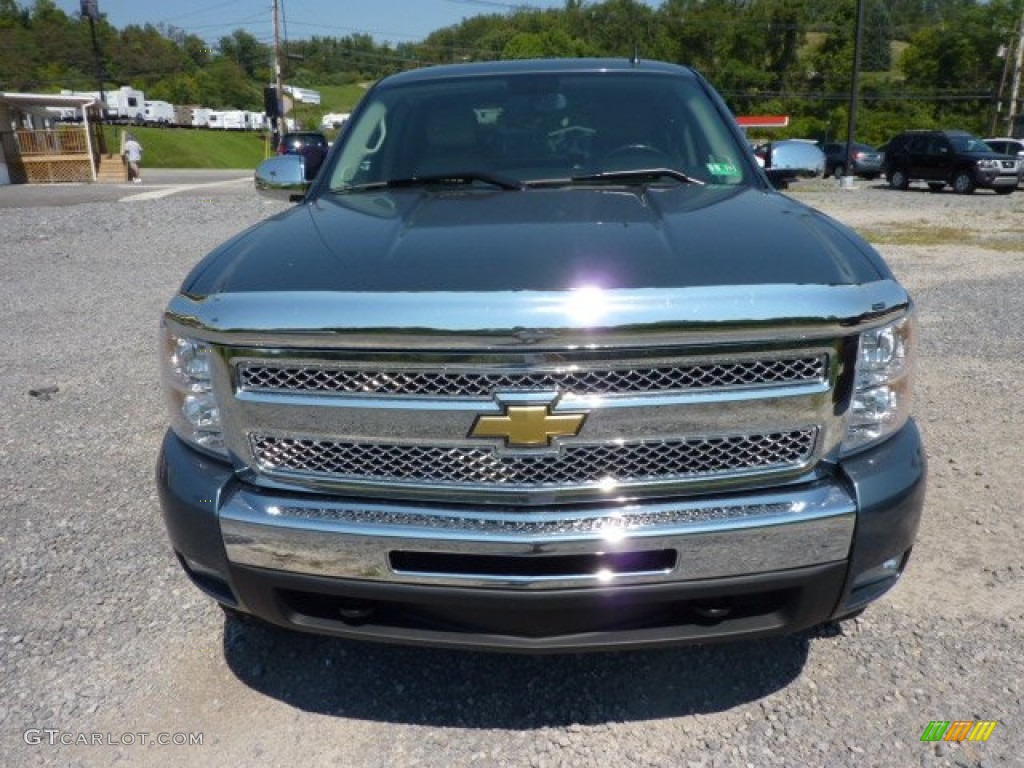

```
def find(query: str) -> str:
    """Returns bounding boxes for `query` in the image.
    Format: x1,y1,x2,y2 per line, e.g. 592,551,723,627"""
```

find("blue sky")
54,0,659,46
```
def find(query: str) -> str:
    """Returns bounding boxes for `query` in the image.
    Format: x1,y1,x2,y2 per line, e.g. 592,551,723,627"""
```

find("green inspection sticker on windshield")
706,161,740,177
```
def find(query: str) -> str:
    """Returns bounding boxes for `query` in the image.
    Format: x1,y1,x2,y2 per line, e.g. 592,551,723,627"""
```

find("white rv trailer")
102,86,145,122
207,110,250,130
144,100,175,125
191,107,212,128
320,112,350,130
61,86,144,122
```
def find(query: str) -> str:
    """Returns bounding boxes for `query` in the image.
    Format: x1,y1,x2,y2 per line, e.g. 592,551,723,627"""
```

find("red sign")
736,115,789,128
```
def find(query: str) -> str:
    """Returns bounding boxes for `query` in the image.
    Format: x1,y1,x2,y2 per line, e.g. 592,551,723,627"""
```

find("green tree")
217,29,269,81
197,58,259,109
0,1,34,89
109,24,187,87
503,28,586,59
900,0,1017,131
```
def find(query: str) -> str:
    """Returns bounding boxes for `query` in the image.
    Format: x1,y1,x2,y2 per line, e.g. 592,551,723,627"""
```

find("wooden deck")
1,127,96,183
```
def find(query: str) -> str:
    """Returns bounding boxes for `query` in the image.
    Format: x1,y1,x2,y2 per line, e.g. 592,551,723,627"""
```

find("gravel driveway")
1,179,1021,767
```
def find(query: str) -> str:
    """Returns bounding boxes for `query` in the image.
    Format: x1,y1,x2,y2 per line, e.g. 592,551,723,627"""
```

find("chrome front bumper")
220,483,855,590
159,422,924,650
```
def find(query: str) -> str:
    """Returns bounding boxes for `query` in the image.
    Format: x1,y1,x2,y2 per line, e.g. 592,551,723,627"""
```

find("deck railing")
13,127,90,156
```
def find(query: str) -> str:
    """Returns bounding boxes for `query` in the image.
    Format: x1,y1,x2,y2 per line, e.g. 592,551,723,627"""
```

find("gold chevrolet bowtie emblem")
470,405,586,446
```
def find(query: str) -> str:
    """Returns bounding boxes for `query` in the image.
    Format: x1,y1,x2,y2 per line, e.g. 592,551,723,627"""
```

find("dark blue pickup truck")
158,59,925,652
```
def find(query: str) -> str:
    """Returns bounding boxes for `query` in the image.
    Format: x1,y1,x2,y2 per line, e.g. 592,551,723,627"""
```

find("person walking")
123,134,143,183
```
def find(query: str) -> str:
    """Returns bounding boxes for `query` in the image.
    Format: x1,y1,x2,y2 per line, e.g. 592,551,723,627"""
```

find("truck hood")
183,185,889,295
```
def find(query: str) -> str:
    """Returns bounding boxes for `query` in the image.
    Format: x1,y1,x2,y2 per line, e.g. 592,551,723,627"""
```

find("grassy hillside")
314,83,371,113
101,84,368,167
107,125,269,169
105,83,368,168
278,82,370,133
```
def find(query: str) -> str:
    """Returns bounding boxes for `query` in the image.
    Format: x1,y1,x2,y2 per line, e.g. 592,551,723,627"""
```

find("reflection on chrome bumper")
221,483,855,589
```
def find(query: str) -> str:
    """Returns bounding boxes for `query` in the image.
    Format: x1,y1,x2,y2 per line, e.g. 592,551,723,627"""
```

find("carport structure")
0,92,107,184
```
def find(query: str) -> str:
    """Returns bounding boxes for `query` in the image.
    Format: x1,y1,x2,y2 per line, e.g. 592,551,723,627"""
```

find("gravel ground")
1,178,1021,767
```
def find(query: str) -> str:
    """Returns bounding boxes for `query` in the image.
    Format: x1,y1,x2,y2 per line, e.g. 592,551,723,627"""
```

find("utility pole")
271,0,285,149
1007,11,1024,137
81,0,108,154
991,42,1012,137
841,0,865,189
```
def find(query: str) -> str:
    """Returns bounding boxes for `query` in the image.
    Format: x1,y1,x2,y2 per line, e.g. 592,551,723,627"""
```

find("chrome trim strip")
235,355,828,397
229,346,833,371
220,482,856,588
166,281,910,349
231,460,829,506
225,383,834,444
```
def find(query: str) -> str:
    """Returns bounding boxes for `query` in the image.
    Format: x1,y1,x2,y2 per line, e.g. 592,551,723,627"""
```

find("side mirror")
764,140,826,189
255,155,309,202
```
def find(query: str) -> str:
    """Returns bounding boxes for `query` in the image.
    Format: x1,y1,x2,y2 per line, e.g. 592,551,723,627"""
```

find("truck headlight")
160,325,227,457
841,313,915,455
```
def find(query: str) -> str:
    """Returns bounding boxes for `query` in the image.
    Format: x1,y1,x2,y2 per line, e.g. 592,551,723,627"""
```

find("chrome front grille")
250,429,818,488
238,356,826,397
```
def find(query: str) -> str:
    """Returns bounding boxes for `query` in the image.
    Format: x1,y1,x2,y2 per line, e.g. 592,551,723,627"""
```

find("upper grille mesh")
238,356,826,397
251,429,817,488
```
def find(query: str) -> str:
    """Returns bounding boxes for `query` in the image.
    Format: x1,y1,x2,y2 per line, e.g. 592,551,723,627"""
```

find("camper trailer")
144,100,175,125
173,105,193,127
248,111,268,131
320,112,350,130
207,110,249,130
191,108,212,128
103,86,145,123
47,105,81,123
60,86,140,122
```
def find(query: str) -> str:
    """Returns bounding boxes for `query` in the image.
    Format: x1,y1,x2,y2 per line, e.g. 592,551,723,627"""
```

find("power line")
444,0,555,9
157,0,247,25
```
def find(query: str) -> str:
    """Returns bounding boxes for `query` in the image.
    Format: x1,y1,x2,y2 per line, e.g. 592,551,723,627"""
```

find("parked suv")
883,129,1020,194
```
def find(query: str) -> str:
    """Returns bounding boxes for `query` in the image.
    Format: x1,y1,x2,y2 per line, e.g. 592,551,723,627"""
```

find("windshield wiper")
337,172,524,193
568,168,705,186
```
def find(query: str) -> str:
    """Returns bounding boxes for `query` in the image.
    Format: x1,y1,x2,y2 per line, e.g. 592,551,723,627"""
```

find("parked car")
166,58,925,652
820,141,883,180
883,129,1020,194
276,130,329,179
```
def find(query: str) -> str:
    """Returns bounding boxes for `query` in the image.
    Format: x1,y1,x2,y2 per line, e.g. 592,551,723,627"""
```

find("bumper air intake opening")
276,586,796,639
233,562,849,649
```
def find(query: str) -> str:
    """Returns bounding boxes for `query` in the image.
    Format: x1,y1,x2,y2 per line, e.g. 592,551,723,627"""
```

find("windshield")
326,71,752,191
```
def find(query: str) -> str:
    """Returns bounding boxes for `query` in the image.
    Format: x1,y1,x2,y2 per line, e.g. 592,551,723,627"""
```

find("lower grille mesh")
251,429,817,487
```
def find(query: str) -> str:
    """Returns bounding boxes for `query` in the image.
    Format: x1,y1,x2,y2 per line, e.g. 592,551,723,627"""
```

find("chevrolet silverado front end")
157,59,925,651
